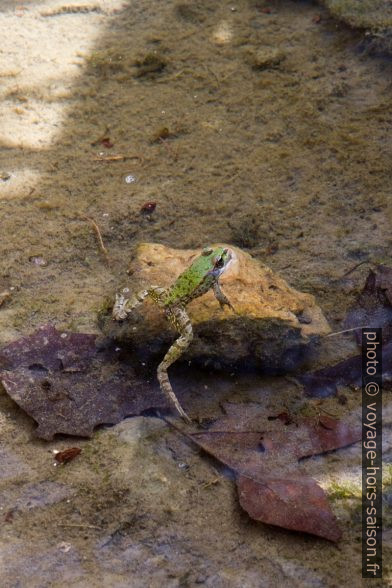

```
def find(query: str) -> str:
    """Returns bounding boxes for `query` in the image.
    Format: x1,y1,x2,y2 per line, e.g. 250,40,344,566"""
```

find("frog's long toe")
113,293,129,320
157,365,192,423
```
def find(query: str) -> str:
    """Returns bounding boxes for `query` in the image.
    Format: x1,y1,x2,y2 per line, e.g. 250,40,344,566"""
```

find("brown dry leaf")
54,447,82,464
190,403,361,541
0,324,167,439
238,475,341,542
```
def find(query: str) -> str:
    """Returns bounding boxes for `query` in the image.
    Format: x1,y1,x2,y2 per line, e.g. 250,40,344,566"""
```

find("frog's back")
164,250,217,307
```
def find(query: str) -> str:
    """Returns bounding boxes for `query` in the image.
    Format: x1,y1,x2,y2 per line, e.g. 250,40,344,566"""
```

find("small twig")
81,215,109,263
199,477,220,490
336,260,370,280
318,407,340,418
157,413,191,434
57,523,101,529
323,326,371,338
92,154,144,163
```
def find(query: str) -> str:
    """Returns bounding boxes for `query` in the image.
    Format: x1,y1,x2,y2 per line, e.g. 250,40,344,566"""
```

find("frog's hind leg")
113,286,166,320
157,306,193,423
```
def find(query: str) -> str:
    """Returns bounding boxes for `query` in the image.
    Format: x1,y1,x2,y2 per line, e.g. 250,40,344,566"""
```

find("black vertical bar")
362,328,382,579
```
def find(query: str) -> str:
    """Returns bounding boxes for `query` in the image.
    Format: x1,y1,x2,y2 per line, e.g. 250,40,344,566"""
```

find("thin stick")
337,260,369,280
82,215,109,263
92,154,144,164
57,523,101,529
199,477,220,489
323,326,370,338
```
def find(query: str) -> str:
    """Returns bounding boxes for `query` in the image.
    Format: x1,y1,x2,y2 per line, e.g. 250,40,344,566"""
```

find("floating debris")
140,202,156,215
0,172,11,182
29,256,47,267
0,290,12,308
81,215,109,263
54,447,82,464
100,137,114,148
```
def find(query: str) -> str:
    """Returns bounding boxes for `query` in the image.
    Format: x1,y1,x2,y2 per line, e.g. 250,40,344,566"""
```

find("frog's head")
202,246,233,278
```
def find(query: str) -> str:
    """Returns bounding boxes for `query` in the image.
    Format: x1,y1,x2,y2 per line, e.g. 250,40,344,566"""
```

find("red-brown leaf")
237,475,342,542
190,404,360,541
54,447,81,464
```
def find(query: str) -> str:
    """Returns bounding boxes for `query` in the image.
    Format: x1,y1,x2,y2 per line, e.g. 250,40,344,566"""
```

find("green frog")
112,246,234,422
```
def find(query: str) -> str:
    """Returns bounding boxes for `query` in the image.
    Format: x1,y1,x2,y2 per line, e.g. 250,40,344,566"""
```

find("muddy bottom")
0,0,391,586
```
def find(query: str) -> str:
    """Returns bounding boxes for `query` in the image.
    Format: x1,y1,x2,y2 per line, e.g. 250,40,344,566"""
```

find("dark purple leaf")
0,325,167,439
298,340,392,397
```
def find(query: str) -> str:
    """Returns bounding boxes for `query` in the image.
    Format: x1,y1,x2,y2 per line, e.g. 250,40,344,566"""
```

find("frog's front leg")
113,286,166,320
157,306,193,423
213,281,234,312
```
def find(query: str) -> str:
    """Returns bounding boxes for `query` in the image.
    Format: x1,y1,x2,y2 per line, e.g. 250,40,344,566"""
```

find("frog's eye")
214,255,225,269
202,246,213,256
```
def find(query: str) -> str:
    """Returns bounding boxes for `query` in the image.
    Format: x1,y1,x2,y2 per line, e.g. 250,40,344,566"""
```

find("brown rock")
100,243,330,372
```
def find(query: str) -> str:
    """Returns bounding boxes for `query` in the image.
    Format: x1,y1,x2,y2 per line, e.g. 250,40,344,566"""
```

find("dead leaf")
238,475,341,542
299,265,392,397
298,336,391,398
54,447,82,464
189,403,360,541
100,138,114,148
298,353,362,398
140,202,157,215
0,325,167,439
4,508,16,523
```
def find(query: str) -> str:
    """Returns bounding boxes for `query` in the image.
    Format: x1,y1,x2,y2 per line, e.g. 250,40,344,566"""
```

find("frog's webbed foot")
113,293,132,320
213,281,234,312
157,306,193,423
